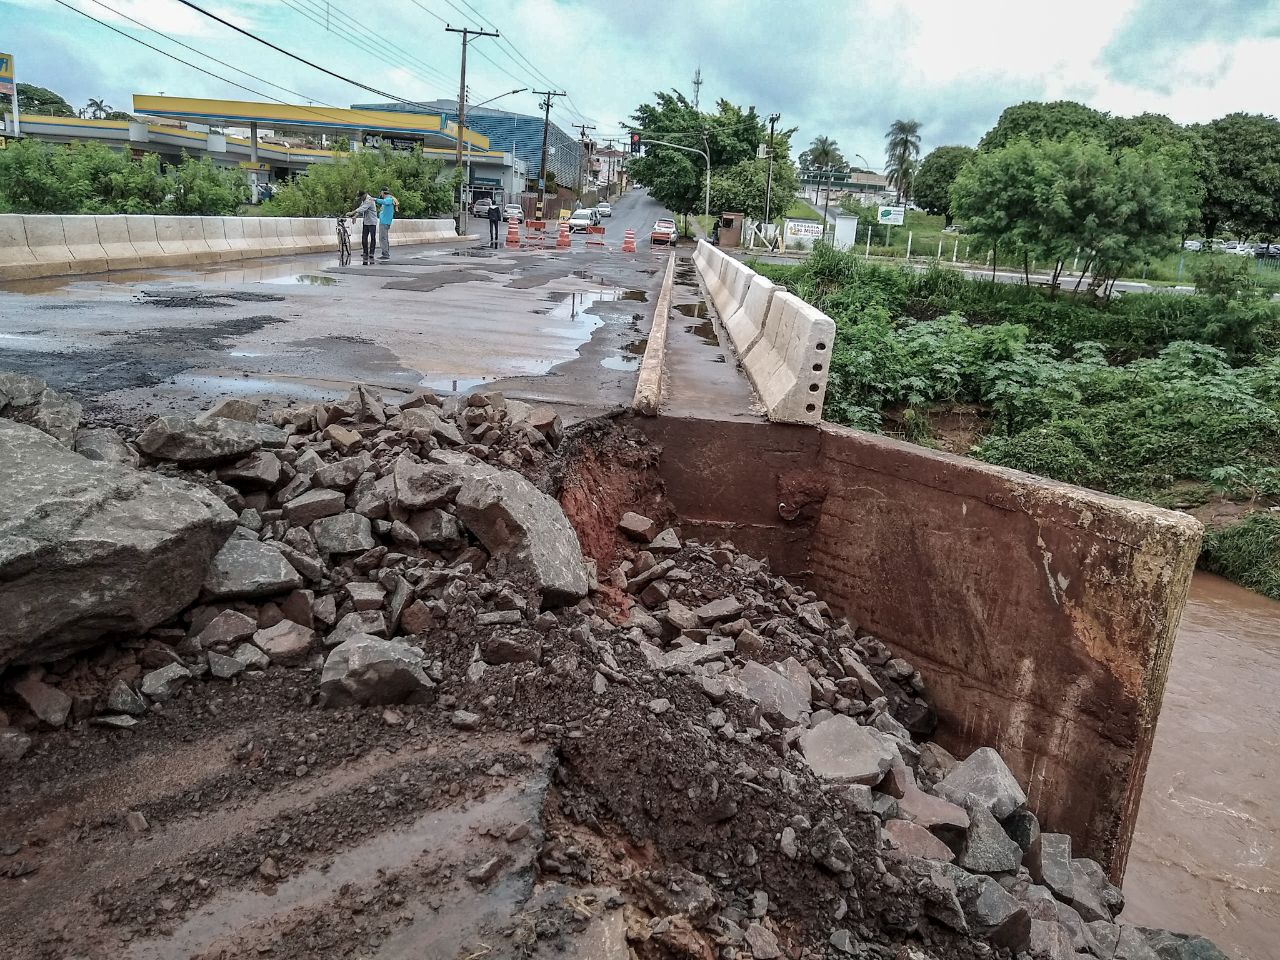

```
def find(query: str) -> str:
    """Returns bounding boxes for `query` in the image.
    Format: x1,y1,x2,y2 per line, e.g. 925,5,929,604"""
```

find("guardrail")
0,214,459,281
692,238,835,425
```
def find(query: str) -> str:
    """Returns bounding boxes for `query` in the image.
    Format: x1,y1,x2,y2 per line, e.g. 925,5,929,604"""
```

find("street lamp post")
642,137,710,225
459,88,526,231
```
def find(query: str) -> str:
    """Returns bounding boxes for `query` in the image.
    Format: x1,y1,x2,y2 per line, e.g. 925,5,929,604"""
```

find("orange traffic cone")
505,218,520,249
621,229,636,253
556,221,571,250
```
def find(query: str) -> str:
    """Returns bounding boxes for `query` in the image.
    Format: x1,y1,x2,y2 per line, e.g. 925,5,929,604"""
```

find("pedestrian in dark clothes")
487,202,501,247
345,192,378,264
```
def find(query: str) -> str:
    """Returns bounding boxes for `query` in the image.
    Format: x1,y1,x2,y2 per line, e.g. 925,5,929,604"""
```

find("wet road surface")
1122,573,1280,959
0,189,690,424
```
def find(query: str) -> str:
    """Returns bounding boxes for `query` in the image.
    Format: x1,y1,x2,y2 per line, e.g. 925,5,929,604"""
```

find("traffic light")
630,132,641,155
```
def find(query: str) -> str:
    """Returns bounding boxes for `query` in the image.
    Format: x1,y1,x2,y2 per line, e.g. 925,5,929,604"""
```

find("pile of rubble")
0,375,1227,960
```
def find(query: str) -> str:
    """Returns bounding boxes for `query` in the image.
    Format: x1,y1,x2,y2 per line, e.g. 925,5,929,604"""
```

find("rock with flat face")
319,634,436,706
197,398,261,423
282,488,346,527
136,415,263,465
1069,857,1118,922
253,620,314,665
454,469,588,607
311,512,377,555
958,803,1025,874
0,420,236,669
140,662,191,702
75,427,139,467
0,372,47,410
12,674,72,727
216,451,281,491
1026,833,1074,901
618,512,658,542
952,871,1031,950
25,388,82,445
800,714,897,784
1138,928,1231,960
936,746,1027,820
392,458,462,509
732,659,811,725
883,819,955,862
195,609,258,648
203,540,302,600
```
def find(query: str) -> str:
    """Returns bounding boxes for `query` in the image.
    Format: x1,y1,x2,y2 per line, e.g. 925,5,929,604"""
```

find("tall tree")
912,145,975,226
16,83,75,117
84,98,111,120
806,135,844,170
1198,113,1280,243
884,119,921,203
978,100,1110,151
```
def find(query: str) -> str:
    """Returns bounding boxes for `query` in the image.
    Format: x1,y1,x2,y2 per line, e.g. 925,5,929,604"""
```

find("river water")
1121,573,1280,959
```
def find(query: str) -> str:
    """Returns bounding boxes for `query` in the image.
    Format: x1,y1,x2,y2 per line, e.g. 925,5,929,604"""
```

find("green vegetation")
261,146,455,218
751,245,1280,597
913,145,975,228
15,82,75,118
1200,515,1280,599
0,138,247,214
783,200,821,221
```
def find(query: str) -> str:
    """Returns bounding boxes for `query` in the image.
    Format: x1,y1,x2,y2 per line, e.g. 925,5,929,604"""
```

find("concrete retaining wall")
0,214,458,281
693,238,834,426
626,413,1202,880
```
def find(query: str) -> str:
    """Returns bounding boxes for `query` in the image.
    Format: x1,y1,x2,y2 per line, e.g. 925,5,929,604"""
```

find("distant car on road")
650,218,678,246
596,202,612,218
503,204,524,224
1182,239,1202,251
471,197,494,216
567,208,600,233
1227,242,1256,256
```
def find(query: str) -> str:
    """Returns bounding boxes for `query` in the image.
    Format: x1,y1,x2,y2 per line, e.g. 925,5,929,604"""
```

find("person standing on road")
487,201,501,247
345,191,378,265
374,187,399,261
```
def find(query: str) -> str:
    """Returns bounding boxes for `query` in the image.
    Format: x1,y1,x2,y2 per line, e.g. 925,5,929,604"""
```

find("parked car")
471,197,494,216
502,204,524,224
567,208,601,232
1256,243,1280,259
596,202,612,218
1182,239,1202,251
1228,242,1256,256
650,218,678,246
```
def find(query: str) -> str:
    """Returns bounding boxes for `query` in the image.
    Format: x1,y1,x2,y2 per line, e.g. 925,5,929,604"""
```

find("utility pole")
574,122,596,201
763,112,780,226
692,66,703,110
446,24,500,230
532,89,565,219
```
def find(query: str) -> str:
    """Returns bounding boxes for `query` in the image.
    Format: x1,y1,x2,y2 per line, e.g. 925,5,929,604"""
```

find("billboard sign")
784,220,823,240
0,52,14,97
877,205,905,225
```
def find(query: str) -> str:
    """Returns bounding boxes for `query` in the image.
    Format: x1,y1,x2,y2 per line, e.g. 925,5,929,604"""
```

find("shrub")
263,147,455,218
1200,514,1280,600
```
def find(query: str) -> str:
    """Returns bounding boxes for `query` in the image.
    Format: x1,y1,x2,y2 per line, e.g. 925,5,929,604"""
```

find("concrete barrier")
743,291,835,424
713,256,753,319
625,412,1203,879
94,216,143,271
22,216,75,278
0,214,463,282
60,216,109,275
723,274,777,355
125,216,165,266
0,215,35,280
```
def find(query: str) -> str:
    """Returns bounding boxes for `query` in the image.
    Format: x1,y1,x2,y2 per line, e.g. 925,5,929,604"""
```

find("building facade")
351,99,581,190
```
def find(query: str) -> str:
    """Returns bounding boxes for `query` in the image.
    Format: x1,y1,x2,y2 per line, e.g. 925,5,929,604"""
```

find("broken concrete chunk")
694,596,744,624
936,746,1027,820
202,540,303,600
392,458,462,509
800,715,896,784
282,488,346,526
648,528,681,553
319,635,435,706
197,398,260,423
196,609,258,648
954,873,1032,951
731,659,811,724
140,662,191,702
216,451,281,491
136,415,262,465
1068,857,1116,922
13,674,73,727
311,512,377,555
232,642,270,670
207,650,246,679
454,470,587,607
617,512,658,541
0,420,237,669
106,679,148,716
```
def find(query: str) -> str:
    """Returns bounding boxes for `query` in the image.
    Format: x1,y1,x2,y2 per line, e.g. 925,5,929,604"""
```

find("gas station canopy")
132,95,489,150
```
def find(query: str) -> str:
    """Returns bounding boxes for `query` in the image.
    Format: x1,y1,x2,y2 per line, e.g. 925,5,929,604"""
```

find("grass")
782,200,822,222
1200,513,1280,600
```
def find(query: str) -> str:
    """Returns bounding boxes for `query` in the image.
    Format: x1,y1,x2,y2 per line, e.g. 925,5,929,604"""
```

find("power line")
285,0,453,88
171,0,428,107
80,0,334,106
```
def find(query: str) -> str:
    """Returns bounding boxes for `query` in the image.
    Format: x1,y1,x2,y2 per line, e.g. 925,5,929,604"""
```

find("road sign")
877,205,905,225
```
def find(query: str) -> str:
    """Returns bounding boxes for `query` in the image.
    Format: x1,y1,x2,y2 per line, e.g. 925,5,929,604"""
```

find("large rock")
454,468,588,606
953,873,1031,950
0,420,236,668
26,388,82,445
1026,833,1074,901
311,512,377,555
0,372,47,410
883,819,955,862
392,458,462,509
936,746,1027,820
75,427,139,467
12,674,72,727
136,415,262,465
203,540,303,599
731,659,811,725
957,803,1025,873
319,634,436,706
799,714,897,784
1138,928,1231,960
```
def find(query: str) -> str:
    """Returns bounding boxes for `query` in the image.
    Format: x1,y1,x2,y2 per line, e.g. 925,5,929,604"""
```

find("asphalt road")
0,188,685,425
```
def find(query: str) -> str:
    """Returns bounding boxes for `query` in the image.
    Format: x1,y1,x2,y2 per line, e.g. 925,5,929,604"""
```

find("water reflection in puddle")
262,274,338,286
419,375,492,393
600,354,640,371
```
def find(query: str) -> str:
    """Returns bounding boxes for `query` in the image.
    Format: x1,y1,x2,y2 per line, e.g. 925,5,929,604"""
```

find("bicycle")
336,216,351,267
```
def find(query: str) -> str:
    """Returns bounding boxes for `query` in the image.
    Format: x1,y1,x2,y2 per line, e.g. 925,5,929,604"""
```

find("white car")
502,203,524,224
650,218,678,245
567,208,600,232
1181,239,1202,251
596,202,612,218
1227,242,1256,256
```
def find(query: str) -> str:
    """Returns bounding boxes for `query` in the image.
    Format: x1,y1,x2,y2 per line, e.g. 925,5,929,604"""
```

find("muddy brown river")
1121,573,1280,959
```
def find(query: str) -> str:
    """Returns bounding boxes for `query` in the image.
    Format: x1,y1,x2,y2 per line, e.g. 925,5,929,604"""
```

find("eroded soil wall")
613,414,1202,880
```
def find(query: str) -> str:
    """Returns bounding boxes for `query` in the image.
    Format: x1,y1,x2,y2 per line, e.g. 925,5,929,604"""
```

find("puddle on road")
420,375,492,393
674,302,709,319
684,318,720,346
261,273,338,286
600,354,641,371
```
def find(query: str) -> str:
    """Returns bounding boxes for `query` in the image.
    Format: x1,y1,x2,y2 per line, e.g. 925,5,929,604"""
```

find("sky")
2,0,1278,165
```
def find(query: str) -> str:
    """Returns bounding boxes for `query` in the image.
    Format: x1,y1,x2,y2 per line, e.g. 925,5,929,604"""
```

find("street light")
642,137,710,224
460,88,526,231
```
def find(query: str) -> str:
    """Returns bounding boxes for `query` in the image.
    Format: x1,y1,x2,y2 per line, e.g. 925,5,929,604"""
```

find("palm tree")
85,98,111,120
884,119,922,203
808,135,843,169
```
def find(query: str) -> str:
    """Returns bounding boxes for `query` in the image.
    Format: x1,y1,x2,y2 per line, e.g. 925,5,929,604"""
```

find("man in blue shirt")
374,187,399,261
